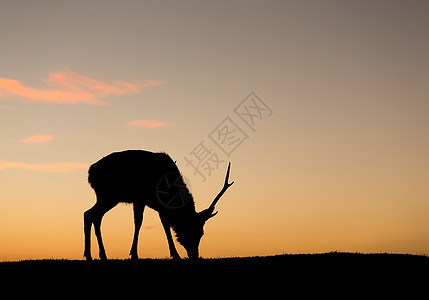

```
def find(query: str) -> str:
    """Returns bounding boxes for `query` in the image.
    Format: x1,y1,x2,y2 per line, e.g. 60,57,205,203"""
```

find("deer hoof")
172,254,181,260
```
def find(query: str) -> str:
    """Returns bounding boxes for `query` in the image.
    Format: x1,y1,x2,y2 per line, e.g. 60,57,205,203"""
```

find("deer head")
175,163,234,259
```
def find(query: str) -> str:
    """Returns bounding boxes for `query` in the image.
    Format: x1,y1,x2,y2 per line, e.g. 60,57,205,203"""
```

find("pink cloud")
126,119,173,128
0,161,89,172
19,134,54,144
0,68,163,105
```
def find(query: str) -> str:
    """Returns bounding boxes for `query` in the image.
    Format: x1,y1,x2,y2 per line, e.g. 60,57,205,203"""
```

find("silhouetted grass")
2,252,427,289
2,251,428,268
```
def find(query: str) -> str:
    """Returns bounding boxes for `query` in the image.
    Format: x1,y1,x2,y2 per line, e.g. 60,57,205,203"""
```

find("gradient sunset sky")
1,0,428,261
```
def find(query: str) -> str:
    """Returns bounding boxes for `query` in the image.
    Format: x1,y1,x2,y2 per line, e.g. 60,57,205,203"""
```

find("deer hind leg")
84,199,117,261
84,206,95,260
129,203,145,260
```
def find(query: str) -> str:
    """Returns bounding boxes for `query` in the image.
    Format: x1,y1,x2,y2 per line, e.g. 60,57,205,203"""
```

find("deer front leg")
159,214,181,260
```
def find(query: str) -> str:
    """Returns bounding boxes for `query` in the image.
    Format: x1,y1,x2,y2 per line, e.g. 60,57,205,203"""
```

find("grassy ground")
2,251,428,268
1,252,427,293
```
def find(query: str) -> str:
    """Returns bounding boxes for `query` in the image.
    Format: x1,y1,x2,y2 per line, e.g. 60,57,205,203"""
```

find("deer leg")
159,214,181,260
91,200,117,260
83,205,96,260
93,215,107,260
130,203,145,260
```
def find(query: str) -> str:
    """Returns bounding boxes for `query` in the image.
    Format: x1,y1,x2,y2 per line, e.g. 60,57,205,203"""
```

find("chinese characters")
184,92,272,182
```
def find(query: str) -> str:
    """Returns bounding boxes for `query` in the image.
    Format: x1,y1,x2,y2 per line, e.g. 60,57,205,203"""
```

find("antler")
200,162,234,221
209,162,234,212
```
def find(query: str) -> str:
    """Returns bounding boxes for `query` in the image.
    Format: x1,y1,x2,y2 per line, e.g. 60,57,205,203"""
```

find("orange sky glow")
0,1,428,261
19,134,54,144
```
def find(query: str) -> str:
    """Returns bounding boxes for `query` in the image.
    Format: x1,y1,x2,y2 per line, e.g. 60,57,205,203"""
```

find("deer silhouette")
83,150,233,260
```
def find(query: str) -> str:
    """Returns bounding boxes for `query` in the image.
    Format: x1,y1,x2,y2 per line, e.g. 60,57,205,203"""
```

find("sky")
0,0,428,261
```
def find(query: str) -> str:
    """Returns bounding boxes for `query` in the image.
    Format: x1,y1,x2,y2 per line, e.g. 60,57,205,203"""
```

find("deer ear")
208,211,218,219
199,209,218,222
